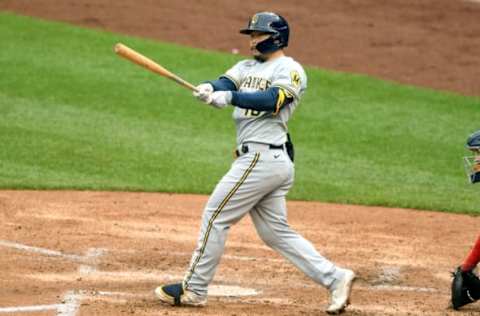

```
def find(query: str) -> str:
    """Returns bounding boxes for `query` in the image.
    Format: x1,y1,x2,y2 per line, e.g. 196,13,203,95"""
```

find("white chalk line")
78,248,106,275
0,287,258,314
0,241,103,315
57,291,81,316
371,284,436,293
0,239,277,265
166,250,285,263
0,240,85,262
96,285,260,298
92,290,291,306
0,304,60,313
0,239,106,275
0,291,82,315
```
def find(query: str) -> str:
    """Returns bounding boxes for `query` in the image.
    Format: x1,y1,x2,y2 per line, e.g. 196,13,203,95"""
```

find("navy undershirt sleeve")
231,87,280,112
206,77,285,112
207,76,237,91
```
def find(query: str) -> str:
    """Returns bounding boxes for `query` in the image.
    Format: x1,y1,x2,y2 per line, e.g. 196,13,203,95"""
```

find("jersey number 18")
244,109,261,117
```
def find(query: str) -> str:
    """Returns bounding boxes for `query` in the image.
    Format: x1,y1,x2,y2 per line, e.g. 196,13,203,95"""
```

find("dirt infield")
0,190,478,315
1,0,480,96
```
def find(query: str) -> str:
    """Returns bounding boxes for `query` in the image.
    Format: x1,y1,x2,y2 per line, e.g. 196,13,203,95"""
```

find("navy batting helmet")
464,130,480,183
240,12,289,54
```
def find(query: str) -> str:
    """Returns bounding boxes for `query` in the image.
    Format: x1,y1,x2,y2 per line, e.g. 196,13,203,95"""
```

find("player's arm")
207,76,238,91
230,87,294,114
192,61,243,105
193,77,236,104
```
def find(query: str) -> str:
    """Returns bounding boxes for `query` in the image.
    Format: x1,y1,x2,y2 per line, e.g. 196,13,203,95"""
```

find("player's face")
475,152,480,169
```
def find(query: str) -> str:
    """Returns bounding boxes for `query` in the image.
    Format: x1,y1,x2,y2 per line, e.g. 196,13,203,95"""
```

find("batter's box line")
0,290,81,316
0,240,106,265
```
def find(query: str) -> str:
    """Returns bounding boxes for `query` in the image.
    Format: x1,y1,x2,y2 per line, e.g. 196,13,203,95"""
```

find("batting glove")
193,83,214,102
207,91,232,109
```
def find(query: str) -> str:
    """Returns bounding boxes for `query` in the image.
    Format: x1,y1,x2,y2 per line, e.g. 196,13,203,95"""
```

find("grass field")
0,13,479,213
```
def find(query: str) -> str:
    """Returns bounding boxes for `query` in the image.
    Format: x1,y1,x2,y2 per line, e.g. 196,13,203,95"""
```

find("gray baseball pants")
182,143,345,296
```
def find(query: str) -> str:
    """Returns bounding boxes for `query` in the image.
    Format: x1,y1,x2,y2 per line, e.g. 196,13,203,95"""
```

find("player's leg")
181,153,264,296
155,152,288,305
462,235,480,272
250,185,355,314
250,193,342,287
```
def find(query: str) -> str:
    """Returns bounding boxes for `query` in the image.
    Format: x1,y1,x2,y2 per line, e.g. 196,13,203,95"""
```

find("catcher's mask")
240,12,289,56
464,130,480,184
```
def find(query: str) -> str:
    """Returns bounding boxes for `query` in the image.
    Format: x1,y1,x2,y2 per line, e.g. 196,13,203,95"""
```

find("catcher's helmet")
466,130,480,151
464,130,480,184
240,12,289,54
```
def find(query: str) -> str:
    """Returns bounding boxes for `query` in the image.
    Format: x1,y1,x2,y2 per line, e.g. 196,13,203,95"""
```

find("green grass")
0,13,479,213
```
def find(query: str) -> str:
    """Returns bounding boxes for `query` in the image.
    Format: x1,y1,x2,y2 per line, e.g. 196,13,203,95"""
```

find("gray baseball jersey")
224,56,307,146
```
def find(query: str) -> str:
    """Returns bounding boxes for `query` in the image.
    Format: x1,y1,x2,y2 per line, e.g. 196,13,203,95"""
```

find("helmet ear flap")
270,20,289,47
255,33,282,54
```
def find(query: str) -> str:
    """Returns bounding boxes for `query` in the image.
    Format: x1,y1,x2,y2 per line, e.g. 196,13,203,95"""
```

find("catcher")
451,130,480,310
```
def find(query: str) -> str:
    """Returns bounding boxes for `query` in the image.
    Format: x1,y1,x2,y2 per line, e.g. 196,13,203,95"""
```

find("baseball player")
155,12,356,314
451,130,480,310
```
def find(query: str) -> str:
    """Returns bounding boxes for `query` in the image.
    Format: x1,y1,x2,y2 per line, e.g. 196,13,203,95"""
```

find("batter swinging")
155,12,356,314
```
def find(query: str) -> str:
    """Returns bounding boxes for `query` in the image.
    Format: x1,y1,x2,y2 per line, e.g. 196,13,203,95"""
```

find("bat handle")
170,76,198,92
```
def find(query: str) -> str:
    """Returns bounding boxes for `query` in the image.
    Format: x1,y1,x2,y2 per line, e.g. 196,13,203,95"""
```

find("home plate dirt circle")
208,285,261,297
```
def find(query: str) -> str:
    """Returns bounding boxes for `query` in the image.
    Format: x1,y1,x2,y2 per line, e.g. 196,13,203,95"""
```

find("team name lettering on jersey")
225,56,307,145
241,76,271,91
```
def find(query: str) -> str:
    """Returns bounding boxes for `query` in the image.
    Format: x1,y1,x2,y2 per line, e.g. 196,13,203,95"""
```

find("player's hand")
193,83,214,102
207,91,232,109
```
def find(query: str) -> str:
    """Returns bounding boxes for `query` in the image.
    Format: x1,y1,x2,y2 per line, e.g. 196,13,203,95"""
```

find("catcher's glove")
451,266,480,310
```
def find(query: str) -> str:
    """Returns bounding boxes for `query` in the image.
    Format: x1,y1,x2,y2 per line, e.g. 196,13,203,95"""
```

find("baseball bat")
114,43,198,92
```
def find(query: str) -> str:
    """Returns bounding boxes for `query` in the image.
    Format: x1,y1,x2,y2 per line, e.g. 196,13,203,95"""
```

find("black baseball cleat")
155,283,207,307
